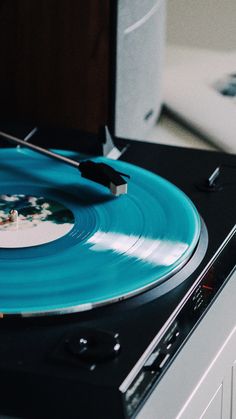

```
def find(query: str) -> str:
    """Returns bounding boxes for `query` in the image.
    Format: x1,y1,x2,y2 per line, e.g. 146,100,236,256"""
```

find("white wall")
167,0,236,51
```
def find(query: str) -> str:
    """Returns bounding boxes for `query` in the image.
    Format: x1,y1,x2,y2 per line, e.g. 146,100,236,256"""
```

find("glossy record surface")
0,148,201,315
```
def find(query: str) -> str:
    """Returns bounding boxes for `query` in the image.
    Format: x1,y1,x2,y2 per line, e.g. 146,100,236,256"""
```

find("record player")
0,124,236,419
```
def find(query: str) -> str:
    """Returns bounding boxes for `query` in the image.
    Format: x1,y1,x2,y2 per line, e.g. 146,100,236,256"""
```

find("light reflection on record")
0,148,201,315
87,232,189,266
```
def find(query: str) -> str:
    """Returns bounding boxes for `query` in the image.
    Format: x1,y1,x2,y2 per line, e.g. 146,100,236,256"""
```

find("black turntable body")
0,127,236,419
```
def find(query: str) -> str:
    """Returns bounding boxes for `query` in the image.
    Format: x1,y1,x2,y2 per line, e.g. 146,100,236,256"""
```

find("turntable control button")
144,352,167,371
66,328,120,362
166,330,180,347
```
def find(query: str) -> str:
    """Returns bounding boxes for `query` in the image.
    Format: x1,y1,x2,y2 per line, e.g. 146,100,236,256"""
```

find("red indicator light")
202,285,213,291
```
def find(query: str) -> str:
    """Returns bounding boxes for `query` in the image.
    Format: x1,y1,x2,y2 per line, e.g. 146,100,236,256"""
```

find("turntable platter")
0,148,201,316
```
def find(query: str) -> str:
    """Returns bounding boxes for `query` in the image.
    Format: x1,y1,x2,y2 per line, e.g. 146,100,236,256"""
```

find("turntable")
0,125,236,419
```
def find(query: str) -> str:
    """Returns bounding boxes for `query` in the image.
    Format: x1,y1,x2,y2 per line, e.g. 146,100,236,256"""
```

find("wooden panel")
0,0,110,132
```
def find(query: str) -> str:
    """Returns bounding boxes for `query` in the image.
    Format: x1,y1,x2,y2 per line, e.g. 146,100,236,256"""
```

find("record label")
0,194,74,248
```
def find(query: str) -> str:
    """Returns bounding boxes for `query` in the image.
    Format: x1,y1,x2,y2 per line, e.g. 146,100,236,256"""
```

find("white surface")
163,45,236,153
167,0,236,51
137,270,236,419
146,112,217,151
145,0,236,152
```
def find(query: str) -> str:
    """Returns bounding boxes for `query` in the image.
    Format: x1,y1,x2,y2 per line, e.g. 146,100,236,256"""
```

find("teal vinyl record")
0,148,201,316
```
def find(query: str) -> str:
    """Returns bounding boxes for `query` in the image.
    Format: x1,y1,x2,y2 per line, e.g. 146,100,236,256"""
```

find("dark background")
0,0,110,133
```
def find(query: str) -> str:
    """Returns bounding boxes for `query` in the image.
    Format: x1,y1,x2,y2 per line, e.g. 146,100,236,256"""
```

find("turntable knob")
66,328,120,363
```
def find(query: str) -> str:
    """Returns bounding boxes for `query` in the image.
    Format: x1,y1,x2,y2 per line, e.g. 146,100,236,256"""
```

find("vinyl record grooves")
0,148,201,316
